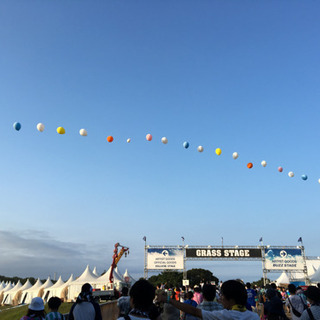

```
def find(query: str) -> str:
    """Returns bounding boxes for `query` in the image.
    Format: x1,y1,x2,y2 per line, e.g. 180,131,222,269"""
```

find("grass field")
0,302,73,320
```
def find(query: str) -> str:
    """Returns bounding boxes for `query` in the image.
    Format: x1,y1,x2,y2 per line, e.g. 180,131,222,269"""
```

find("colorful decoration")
197,146,204,152
301,174,308,181
247,163,253,169
146,134,152,141
261,160,267,167
127,138,131,143
183,141,189,149
37,123,44,132
57,127,65,134
79,129,87,136
215,148,222,156
161,137,168,144
232,152,239,159
288,171,294,178
107,136,114,143
278,167,283,172
13,122,21,131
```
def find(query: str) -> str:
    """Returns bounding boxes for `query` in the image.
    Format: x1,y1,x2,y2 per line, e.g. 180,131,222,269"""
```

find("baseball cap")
29,297,44,311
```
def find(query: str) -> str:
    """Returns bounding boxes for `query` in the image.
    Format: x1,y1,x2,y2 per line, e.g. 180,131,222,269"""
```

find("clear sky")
0,0,319,283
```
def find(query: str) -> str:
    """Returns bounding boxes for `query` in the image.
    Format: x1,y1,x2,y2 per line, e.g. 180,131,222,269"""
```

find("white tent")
68,266,98,301
37,277,54,301
310,266,320,283
22,278,43,304
92,267,99,277
123,269,136,284
17,279,33,304
0,281,6,293
43,276,65,301
0,282,13,305
114,267,123,280
275,272,290,285
94,266,123,291
1,280,22,305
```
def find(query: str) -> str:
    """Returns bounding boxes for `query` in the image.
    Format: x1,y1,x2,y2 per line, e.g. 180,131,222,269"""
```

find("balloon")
107,136,114,143
301,174,308,181
318,179,320,184
57,127,65,134
37,123,44,132
261,160,267,167
247,163,253,169
127,138,131,143
278,167,283,172
215,148,222,156
183,141,189,149
146,134,152,141
161,137,168,144
79,129,87,136
13,122,21,131
197,146,204,152
288,171,294,178
232,152,239,159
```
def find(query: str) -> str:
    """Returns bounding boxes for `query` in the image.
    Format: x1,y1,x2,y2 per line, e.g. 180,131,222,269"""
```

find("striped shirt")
45,312,64,320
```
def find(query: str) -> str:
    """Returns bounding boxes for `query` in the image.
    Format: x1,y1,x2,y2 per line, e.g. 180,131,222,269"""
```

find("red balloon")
278,166,283,172
247,163,253,169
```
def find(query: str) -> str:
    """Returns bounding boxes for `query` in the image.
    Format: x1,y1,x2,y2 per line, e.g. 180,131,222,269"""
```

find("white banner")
264,248,304,270
147,248,184,270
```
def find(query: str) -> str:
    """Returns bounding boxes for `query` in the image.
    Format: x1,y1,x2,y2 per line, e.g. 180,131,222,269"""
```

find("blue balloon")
13,122,21,131
183,141,189,149
301,174,308,181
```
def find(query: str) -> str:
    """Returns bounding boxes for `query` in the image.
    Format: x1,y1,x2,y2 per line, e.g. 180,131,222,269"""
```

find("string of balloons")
12,122,318,184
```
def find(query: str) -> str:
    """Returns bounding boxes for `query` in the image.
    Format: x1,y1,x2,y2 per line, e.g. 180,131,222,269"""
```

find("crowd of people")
19,279,320,320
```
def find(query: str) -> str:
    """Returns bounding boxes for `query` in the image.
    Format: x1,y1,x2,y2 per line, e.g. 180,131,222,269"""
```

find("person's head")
121,286,129,296
202,284,216,302
81,283,93,294
266,289,276,300
270,283,277,290
246,282,251,289
193,285,200,293
27,297,45,317
48,296,62,311
186,291,194,300
130,279,155,311
288,284,296,294
305,286,320,305
220,280,247,309
317,283,320,289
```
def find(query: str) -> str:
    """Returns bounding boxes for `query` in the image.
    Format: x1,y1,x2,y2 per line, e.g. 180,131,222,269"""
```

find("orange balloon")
247,163,253,169
107,136,114,143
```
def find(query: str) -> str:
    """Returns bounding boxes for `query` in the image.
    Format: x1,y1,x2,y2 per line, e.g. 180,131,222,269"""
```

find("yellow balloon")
57,127,65,134
215,148,222,156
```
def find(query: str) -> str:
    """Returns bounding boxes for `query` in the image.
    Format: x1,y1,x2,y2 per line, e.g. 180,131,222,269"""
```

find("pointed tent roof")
6,280,22,293
96,266,122,284
114,267,123,279
310,266,320,282
0,282,5,292
71,265,98,284
92,267,99,277
20,279,33,291
40,277,53,289
276,272,290,284
48,276,65,289
28,279,43,291
64,274,75,285
2,282,13,292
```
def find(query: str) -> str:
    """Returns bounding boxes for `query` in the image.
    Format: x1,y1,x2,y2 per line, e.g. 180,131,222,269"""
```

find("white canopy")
275,272,290,284
123,269,136,284
22,278,43,304
43,276,64,301
92,267,99,277
1,280,22,305
310,266,320,283
0,281,6,293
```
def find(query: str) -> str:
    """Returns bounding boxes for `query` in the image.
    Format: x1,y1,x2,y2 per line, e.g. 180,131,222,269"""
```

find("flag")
143,236,146,242
259,237,263,242
298,237,302,242
181,236,185,241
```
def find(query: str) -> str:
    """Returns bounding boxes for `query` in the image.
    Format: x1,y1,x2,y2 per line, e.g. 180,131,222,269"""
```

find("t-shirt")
45,312,64,320
286,295,306,320
247,289,257,307
68,301,102,320
117,296,131,316
301,305,320,320
197,301,223,311
202,309,260,320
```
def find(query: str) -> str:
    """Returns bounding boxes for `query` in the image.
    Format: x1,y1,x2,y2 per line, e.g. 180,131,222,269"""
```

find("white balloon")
197,146,204,153
79,129,87,136
318,179,320,184
127,138,131,143
161,137,168,144
232,152,239,159
261,160,267,167
288,171,294,178
37,123,45,132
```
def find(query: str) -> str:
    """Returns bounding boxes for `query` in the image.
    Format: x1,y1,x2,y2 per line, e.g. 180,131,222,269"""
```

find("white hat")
29,297,44,311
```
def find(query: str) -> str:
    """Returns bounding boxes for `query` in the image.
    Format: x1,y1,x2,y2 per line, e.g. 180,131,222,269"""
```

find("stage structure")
144,244,309,285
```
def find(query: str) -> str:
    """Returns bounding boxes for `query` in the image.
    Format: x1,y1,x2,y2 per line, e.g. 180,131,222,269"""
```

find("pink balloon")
146,134,152,141
278,166,283,172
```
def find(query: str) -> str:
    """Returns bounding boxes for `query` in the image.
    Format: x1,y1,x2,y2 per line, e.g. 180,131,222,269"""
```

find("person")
285,284,307,320
118,279,160,320
117,287,131,318
193,285,203,305
157,279,260,319
263,289,287,320
246,283,257,311
197,284,223,311
300,286,320,320
20,297,46,320
45,297,64,320
68,283,102,320
184,291,198,320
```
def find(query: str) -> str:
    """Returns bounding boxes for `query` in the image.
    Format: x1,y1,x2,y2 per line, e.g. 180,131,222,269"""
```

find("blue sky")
0,0,319,282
